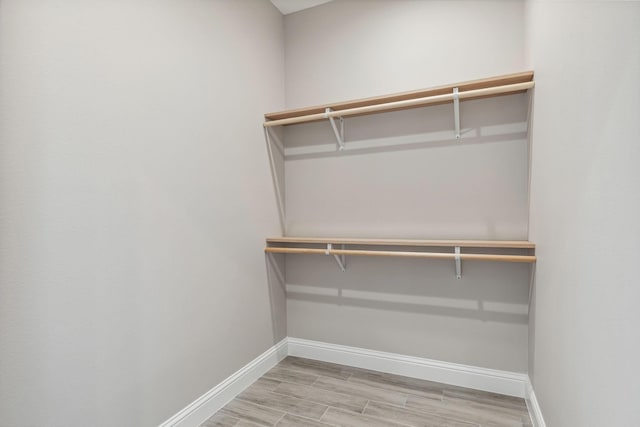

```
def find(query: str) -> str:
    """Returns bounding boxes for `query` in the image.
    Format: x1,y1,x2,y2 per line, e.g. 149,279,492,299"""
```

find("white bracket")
265,125,284,155
326,243,346,272
454,246,462,279
263,127,286,234
453,87,461,139
325,108,345,150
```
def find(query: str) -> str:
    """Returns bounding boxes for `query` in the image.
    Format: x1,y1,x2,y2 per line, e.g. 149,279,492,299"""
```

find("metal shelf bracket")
453,87,461,139
263,127,285,233
455,246,462,279
325,108,345,150
326,243,347,272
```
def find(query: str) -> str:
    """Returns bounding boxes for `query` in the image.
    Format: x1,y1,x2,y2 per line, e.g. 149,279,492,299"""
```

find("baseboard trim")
158,338,288,427
288,337,529,398
525,380,547,427
160,337,540,426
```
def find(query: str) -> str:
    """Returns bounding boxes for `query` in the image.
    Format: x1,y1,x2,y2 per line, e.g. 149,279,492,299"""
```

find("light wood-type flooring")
201,356,533,427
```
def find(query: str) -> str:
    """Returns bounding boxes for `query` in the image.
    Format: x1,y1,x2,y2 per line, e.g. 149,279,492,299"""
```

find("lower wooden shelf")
265,237,536,264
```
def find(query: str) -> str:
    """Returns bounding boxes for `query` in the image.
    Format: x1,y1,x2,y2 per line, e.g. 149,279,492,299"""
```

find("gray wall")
0,1,285,426
283,0,531,372
526,1,640,425
285,0,526,108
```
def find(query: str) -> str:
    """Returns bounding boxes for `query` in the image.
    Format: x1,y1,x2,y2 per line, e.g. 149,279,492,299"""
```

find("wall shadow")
283,92,529,160
284,254,531,325
265,252,287,344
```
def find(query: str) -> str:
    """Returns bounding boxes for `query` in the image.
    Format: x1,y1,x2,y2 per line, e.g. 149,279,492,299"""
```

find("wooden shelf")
264,71,534,127
262,72,537,276
266,237,534,249
265,237,536,264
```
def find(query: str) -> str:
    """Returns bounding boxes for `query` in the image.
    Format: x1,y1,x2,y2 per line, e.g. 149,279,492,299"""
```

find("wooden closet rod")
263,81,534,127
266,237,535,249
264,247,536,263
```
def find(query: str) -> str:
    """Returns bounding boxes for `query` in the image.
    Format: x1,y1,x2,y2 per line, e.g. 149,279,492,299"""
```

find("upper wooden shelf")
264,71,534,127
266,236,535,249
265,237,536,273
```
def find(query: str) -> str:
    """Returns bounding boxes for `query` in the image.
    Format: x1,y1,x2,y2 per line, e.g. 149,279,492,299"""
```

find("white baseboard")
158,338,288,427
160,337,540,427
288,337,529,398
525,380,547,427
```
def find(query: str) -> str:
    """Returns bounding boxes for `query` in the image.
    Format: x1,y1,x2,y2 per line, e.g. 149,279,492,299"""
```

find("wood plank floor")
201,357,532,427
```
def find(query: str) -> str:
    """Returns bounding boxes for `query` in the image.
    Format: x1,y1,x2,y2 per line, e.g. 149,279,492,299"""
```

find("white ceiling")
270,0,333,15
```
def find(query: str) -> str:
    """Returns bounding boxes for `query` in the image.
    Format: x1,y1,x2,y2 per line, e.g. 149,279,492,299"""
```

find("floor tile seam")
440,396,529,418
408,389,446,402
324,403,416,427
268,381,368,412
228,414,242,427
317,405,331,423
309,380,407,406
217,408,274,427
267,388,309,401
281,361,344,373
454,399,528,411
439,404,527,424
275,363,350,381
242,387,310,403
297,383,371,412
287,410,340,427
440,402,530,423
400,401,486,425
308,374,321,387
232,396,289,418
361,400,370,414
311,373,359,387
284,358,355,374
407,404,520,427
367,383,411,405
254,379,285,391
317,374,410,400
355,405,416,427
295,394,367,414
199,413,242,427
226,419,262,427
348,371,446,388
272,411,287,427
262,374,319,388
441,393,528,408
362,398,452,427
443,390,527,405
369,398,489,426
267,367,322,382
262,376,312,390
345,375,435,401
235,394,330,420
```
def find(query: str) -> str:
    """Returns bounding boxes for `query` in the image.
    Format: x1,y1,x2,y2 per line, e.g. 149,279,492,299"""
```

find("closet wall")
0,1,284,426
282,1,531,372
526,1,640,426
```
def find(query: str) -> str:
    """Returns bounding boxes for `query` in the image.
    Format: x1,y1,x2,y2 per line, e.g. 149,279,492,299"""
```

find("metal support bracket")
265,125,284,155
453,87,461,139
325,108,345,150
263,127,286,233
326,243,347,272
454,246,462,279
